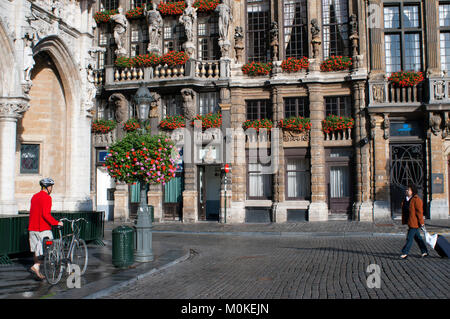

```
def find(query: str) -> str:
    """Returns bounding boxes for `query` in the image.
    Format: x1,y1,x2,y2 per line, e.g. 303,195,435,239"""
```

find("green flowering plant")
242,119,274,132
191,112,222,129
278,117,311,132
126,7,145,19
94,9,118,23
104,132,178,186
388,71,424,87
158,1,186,15
92,119,117,133
281,57,309,72
132,53,162,67
161,51,190,67
159,115,186,130
242,61,273,76
115,56,134,68
322,115,354,133
320,56,352,72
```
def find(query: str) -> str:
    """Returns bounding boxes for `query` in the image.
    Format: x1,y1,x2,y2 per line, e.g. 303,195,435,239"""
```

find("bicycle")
43,218,89,285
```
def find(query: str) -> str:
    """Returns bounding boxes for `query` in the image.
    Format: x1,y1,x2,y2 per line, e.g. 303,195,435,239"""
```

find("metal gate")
389,144,425,218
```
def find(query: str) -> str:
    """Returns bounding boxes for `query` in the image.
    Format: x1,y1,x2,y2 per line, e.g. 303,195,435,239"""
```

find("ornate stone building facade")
91,0,449,223
0,0,97,215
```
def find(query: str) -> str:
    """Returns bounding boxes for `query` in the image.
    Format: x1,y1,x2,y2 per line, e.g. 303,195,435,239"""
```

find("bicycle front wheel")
43,245,63,285
71,239,88,275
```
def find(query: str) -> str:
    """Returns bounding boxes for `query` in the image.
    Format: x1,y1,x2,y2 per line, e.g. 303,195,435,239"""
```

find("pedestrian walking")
400,184,428,259
28,178,63,279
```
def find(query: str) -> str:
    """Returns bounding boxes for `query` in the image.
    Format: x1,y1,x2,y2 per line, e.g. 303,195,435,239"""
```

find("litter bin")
112,226,135,268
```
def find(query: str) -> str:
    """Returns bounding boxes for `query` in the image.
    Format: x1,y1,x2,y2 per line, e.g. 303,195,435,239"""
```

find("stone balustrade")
195,60,220,79
324,128,352,141
369,80,425,106
93,69,105,85
93,130,116,147
113,67,145,82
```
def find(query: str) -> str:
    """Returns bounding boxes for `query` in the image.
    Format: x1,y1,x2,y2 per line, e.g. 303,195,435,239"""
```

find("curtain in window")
330,166,349,198
404,33,421,71
283,0,296,51
130,181,141,203
385,34,401,74
384,7,399,29
322,0,348,58
164,176,183,203
249,163,272,198
287,159,310,198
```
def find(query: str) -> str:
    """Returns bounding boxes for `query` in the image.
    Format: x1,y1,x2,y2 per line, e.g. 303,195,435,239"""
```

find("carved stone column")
352,82,373,221
307,84,328,221
425,0,440,75
368,0,384,77
0,98,30,215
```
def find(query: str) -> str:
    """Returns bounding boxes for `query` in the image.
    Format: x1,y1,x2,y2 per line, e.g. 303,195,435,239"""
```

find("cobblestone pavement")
104,233,450,299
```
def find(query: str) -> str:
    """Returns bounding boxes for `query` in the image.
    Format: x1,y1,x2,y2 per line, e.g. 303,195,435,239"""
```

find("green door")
163,174,184,220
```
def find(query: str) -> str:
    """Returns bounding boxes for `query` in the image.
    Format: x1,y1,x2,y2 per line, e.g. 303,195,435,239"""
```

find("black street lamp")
134,84,155,263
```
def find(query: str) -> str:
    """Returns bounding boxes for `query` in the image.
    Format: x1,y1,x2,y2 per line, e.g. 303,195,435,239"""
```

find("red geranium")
158,1,186,15
161,51,189,66
320,56,352,72
242,61,273,76
191,112,222,129
388,71,424,87
242,119,274,132
322,115,354,133
159,115,186,130
278,117,311,132
281,57,309,72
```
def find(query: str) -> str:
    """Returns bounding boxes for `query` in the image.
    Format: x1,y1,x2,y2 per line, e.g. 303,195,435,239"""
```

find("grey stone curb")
82,249,192,299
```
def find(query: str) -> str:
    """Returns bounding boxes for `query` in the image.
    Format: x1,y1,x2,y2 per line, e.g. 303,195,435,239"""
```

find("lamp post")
134,84,155,262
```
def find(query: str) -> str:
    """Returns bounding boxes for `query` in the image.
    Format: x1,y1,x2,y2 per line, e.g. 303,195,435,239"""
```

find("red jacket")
28,191,59,231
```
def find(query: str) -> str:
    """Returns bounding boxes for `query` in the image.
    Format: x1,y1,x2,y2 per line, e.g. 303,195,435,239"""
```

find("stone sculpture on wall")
179,0,197,58
181,88,195,122
234,27,244,63
23,33,35,82
110,7,128,57
147,2,163,55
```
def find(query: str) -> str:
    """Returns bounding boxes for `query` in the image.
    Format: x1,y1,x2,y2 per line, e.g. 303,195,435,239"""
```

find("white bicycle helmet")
39,178,55,188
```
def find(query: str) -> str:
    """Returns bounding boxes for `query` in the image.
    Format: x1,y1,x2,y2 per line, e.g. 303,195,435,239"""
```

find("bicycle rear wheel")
71,239,88,275
43,244,63,285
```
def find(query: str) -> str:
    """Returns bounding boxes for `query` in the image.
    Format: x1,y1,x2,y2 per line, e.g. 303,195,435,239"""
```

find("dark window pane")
325,96,351,117
247,0,270,62
284,0,308,58
322,0,349,58
284,97,308,117
101,0,119,11
20,144,39,174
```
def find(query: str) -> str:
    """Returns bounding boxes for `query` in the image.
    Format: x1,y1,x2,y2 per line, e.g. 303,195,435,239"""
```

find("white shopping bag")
422,227,438,249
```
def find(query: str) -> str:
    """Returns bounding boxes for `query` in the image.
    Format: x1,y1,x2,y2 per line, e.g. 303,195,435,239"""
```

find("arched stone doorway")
15,52,69,210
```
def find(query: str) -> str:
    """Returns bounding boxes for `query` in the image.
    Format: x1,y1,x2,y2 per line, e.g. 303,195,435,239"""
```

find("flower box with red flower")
320,56,352,72
94,9,118,24
132,53,161,68
281,57,309,73
388,71,424,88
278,116,311,132
92,119,117,134
191,112,222,130
242,61,273,76
126,7,145,20
115,56,134,68
161,51,189,67
159,115,186,130
242,118,274,132
322,115,354,134
158,1,186,15
193,0,220,12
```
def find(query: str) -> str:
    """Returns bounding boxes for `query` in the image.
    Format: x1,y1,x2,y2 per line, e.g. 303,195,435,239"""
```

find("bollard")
134,205,154,262
112,226,134,268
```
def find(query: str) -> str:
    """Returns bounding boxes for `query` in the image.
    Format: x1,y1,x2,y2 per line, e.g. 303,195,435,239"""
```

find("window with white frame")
199,92,219,115
440,3,450,71
130,21,149,57
283,0,308,58
322,0,350,58
163,19,186,54
285,157,310,200
247,162,273,200
198,15,220,61
383,2,422,74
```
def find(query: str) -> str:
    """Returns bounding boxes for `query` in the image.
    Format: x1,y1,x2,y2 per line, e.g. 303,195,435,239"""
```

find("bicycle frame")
50,218,86,267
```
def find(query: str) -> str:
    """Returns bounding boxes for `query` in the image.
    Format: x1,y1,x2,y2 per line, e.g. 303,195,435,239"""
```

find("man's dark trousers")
402,227,428,255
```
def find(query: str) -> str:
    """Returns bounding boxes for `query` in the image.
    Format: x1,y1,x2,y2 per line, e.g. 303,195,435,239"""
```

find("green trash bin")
112,226,135,268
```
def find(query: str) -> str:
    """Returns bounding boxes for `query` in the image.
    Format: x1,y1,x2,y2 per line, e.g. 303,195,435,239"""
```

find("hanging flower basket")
126,7,145,19
158,1,186,15
191,112,222,129
322,115,354,134
92,119,117,134
281,57,309,73
132,53,162,67
94,9,118,24
242,61,273,76
161,51,189,67
320,56,352,72
278,117,311,132
115,56,134,68
388,71,424,87
104,132,178,186
242,119,274,132
159,115,186,130
194,0,220,12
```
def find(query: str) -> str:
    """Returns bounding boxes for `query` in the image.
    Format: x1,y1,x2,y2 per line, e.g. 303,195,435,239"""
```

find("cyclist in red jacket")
28,178,63,279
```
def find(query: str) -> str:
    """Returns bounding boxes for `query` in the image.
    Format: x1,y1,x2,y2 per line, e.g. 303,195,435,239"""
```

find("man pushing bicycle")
28,178,63,280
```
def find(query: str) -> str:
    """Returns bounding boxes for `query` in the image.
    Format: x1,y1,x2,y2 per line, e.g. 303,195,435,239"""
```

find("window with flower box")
383,2,423,74
198,15,220,61
284,97,309,118
325,96,351,117
199,92,220,115
440,3,450,71
130,20,149,57
322,0,350,58
98,24,115,67
246,99,272,121
247,161,273,200
283,0,308,59
100,0,119,11
246,0,271,62
163,19,186,54
162,94,184,117
285,148,310,200
130,0,148,9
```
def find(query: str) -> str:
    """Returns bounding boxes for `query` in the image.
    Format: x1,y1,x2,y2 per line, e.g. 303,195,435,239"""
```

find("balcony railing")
195,60,220,79
93,69,105,85
324,128,353,141
93,130,116,147
369,80,425,106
